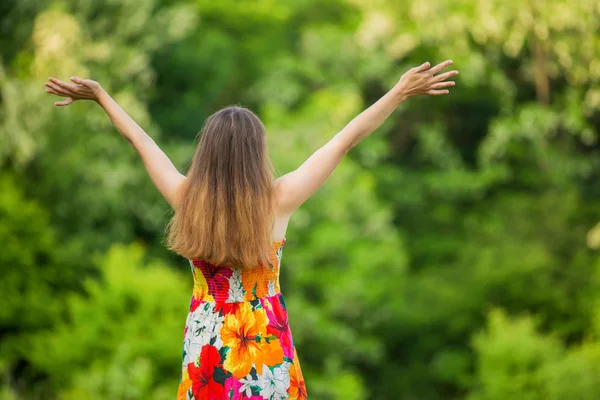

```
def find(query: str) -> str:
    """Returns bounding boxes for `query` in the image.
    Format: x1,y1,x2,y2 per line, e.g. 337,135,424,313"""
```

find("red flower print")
176,368,192,400
190,296,202,312
188,345,225,399
262,296,294,359
193,261,233,303
215,301,239,316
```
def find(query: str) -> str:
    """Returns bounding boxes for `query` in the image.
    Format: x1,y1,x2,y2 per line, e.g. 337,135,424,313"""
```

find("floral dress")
177,238,308,400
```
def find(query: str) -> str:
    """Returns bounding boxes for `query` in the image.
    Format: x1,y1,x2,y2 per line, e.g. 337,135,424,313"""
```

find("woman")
44,59,458,399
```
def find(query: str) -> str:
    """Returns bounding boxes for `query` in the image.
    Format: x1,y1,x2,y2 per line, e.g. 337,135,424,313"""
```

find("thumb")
55,97,74,107
70,76,91,87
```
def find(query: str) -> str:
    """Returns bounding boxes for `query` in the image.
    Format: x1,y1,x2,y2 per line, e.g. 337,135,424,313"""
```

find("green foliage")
471,309,600,400
543,342,600,400
29,244,189,388
1,0,600,399
470,309,562,400
0,175,65,387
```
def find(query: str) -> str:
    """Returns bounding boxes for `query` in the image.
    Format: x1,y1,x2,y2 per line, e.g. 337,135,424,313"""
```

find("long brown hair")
167,106,276,268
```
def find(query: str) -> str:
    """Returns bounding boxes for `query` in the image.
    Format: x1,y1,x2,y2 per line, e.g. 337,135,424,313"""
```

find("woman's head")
167,106,276,268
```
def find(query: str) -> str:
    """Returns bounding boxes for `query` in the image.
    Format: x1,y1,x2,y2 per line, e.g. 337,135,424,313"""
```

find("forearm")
333,86,407,151
95,89,152,149
94,88,186,207
45,76,187,207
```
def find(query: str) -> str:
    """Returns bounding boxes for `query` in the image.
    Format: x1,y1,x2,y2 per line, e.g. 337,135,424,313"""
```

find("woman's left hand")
394,60,458,98
44,76,103,106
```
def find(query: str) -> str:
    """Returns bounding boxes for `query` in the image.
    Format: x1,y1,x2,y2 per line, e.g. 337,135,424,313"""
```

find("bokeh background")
2,0,600,399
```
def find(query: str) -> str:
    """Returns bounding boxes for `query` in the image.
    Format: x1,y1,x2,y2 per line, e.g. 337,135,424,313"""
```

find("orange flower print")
240,242,282,300
241,264,278,299
288,349,308,399
262,336,284,368
289,368,308,399
220,303,269,378
176,368,192,400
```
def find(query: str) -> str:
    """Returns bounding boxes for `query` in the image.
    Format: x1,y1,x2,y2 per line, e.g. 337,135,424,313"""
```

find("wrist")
95,87,109,105
391,84,409,103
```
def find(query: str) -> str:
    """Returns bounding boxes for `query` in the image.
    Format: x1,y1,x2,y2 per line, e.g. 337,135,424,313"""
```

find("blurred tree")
0,176,62,393
470,308,600,400
29,244,189,398
1,0,600,399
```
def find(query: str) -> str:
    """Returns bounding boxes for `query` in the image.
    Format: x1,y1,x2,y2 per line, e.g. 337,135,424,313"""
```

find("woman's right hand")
394,60,459,98
44,76,103,106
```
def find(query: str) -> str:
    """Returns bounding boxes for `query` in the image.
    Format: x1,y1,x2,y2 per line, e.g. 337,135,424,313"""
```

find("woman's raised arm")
274,60,458,216
45,77,186,208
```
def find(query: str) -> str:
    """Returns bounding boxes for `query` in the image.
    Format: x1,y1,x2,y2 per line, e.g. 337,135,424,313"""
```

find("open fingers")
434,70,459,82
427,89,450,96
44,81,70,96
428,60,453,75
49,77,80,93
70,76,94,88
431,81,455,89
70,76,84,85
45,87,63,96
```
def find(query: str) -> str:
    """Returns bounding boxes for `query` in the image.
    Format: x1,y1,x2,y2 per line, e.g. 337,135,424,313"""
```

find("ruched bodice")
188,239,285,307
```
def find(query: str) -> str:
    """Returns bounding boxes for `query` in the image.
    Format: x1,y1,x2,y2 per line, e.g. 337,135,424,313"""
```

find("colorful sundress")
177,238,308,400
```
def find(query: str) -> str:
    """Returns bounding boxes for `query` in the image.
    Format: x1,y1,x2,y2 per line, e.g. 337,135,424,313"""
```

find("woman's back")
177,238,308,400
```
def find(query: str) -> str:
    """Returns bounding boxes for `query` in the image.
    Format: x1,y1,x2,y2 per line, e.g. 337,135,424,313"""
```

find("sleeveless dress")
177,238,308,400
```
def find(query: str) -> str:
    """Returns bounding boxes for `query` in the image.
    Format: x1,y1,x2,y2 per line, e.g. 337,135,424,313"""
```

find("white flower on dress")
239,373,256,398
190,303,225,350
259,364,289,399
268,280,277,297
227,268,245,302
185,341,203,367
278,361,291,388
182,313,197,366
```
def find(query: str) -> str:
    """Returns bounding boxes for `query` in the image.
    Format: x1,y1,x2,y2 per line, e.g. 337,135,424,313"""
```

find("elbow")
344,141,356,153
330,137,353,156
